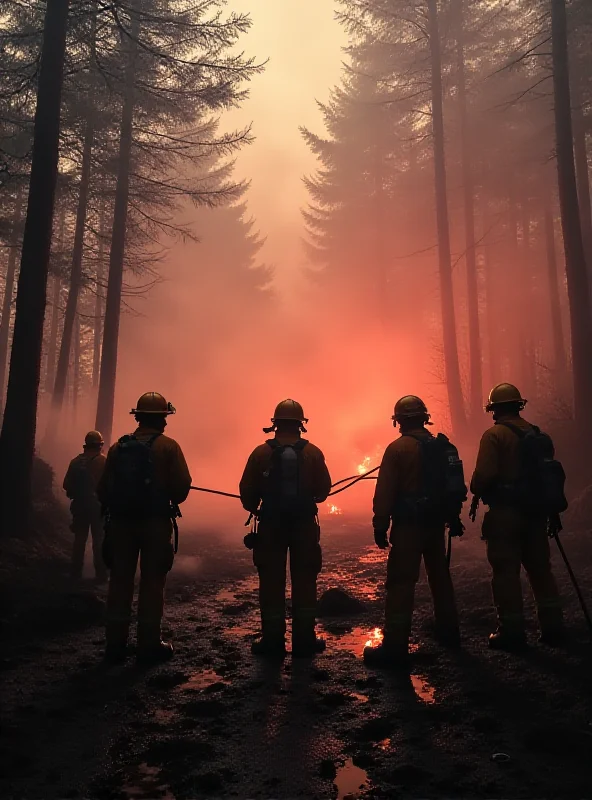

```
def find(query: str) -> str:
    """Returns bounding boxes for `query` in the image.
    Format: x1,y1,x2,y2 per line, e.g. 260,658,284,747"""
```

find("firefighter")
63,430,107,582
364,396,462,668
240,399,332,658
471,383,564,650
98,392,192,664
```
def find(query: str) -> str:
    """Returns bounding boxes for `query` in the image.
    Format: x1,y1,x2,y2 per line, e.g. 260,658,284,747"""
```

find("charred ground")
1,518,591,800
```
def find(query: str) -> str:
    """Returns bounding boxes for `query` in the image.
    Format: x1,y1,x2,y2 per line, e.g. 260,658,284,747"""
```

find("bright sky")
226,0,346,291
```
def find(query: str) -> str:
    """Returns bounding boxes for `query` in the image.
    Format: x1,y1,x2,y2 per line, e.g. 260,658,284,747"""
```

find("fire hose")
189,465,380,502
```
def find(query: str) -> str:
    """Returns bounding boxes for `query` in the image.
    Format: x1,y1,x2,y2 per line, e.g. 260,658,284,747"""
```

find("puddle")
411,674,436,704
121,762,175,800
177,669,229,692
351,692,369,703
335,758,369,800
322,626,383,657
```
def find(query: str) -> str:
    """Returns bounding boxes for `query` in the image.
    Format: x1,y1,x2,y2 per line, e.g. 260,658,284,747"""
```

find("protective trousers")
483,507,563,636
105,517,174,651
70,503,106,580
385,523,458,647
253,518,322,647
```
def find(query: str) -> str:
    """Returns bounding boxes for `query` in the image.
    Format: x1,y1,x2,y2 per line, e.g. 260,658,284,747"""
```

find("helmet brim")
485,398,527,413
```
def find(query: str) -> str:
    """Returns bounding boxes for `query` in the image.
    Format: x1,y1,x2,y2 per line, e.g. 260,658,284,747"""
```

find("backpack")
497,422,568,515
260,439,317,519
400,433,468,523
68,455,98,504
106,434,171,517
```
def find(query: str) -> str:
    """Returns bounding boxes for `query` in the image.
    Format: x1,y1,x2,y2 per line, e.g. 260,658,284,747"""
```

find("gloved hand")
243,532,257,550
548,513,563,538
101,535,113,569
374,530,389,549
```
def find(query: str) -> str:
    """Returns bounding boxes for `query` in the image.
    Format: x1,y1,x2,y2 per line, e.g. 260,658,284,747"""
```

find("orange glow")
357,456,372,475
327,503,343,515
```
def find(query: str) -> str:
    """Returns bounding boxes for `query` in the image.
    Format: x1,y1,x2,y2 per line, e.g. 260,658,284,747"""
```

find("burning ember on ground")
364,627,383,649
327,503,343,515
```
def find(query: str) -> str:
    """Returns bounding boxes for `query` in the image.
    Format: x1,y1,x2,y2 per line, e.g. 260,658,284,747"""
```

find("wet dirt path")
1,520,592,798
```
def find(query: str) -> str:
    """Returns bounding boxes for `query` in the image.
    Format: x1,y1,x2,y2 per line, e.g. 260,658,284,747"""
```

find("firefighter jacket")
470,414,542,501
97,426,192,509
63,452,106,500
239,435,332,516
372,426,432,534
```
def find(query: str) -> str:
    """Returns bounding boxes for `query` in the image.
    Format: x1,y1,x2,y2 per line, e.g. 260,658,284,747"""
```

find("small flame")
327,503,343,515
364,627,383,649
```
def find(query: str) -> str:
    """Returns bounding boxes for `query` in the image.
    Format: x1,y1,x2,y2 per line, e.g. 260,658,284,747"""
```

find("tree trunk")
92,200,106,389
0,0,70,529
0,188,24,412
427,0,466,436
51,7,97,421
551,0,592,426
454,0,482,427
572,97,592,277
44,205,66,396
544,205,567,376
480,192,500,388
373,131,388,325
519,201,537,397
73,313,80,421
95,17,138,444
50,111,94,418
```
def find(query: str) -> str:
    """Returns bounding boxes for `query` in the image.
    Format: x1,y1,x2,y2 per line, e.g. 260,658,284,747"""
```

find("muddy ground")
1,518,592,800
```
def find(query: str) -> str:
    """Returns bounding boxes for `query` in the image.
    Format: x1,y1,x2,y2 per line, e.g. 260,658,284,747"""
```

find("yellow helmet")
84,430,104,448
392,395,430,422
271,399,308,423
130,392,176,415
485,383,526,413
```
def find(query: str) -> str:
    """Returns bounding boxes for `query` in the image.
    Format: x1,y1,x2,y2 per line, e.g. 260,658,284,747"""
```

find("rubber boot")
104,644,128,665
292,636,326,658
538,607,565,647
105,621,130,664
539,627,566,648
136,640,175,665
435,626,461,649
251,637,286,658
488,628,527,651
363,640,409,669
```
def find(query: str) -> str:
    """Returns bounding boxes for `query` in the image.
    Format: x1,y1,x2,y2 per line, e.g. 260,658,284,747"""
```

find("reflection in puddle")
335,758,369,800
177,669,229,692
411,674,436,704
121,762,175,800
351,692,369,703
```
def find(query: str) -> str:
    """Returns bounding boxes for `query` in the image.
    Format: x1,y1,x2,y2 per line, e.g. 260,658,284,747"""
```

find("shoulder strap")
401,432,433,444
265,438,308,451
497,421,523,437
